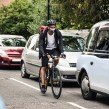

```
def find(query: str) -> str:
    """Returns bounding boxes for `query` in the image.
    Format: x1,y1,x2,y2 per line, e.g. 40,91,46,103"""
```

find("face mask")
50,28,55,32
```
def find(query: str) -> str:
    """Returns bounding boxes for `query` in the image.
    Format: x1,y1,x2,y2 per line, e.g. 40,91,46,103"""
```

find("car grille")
69,63,76,67
8,54,20,58
10,61,21,64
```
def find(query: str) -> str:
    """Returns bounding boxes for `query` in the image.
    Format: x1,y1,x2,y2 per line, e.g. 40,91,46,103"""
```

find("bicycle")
39,55,62,99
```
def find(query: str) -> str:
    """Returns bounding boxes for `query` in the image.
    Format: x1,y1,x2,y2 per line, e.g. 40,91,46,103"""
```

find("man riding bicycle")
39,19,65,94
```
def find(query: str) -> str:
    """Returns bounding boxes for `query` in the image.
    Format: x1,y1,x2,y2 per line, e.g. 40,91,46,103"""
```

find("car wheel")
81,73,97,100
21,62,30,78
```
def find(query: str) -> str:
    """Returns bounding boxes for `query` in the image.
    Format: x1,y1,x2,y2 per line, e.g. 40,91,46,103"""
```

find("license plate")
12,59,21,62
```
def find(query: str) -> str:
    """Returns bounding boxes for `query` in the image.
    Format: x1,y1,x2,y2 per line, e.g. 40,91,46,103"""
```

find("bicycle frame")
45,57,56,85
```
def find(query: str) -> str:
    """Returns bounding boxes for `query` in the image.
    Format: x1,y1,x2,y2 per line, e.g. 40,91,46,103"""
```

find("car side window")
96,30,109,50
36,37,39,48
28,36,38,50
85,28,98,51
34,37,39,51
27,37,32,48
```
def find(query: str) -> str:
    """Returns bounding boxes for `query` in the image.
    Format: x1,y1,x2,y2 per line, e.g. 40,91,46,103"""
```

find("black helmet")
47,19,56,26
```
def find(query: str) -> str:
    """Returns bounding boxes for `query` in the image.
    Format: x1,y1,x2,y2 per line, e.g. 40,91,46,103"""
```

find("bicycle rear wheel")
51,68,62,99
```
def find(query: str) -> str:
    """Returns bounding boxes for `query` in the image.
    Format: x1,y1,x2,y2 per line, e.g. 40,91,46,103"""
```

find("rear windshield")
0,38,26,47
62,36,85,52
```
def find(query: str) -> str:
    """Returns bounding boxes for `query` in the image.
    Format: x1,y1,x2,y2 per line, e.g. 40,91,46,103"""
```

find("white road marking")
10,78,87,109
67,102,87,109
10,78,40,91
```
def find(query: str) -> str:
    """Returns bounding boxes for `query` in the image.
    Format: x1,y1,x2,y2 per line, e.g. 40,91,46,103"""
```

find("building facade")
0,0,13,7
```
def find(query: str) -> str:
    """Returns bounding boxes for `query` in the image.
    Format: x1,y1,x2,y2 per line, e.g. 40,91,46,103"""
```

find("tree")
28,0,47,34
53,0,109,29
0,0,33,39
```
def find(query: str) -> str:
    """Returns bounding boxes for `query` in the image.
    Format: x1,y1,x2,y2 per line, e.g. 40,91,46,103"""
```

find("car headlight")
0,50,7,56
58,58,70,67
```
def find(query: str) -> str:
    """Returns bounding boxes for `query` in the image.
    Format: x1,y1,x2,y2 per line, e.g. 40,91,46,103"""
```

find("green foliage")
0,0,33,39
1,0,109,38
53,0,109,29
28,0,47,34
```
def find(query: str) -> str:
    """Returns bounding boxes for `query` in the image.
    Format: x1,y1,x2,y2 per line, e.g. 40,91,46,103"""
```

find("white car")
76,20,109,100
21,31,85,82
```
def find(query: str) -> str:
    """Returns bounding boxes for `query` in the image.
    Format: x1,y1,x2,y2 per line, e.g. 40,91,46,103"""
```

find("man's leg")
53,49,59,66
41,67,46,85
54,58,59,66
40,56,48,94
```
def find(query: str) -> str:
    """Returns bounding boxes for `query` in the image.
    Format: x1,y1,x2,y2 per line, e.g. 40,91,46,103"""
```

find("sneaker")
41,85,46,94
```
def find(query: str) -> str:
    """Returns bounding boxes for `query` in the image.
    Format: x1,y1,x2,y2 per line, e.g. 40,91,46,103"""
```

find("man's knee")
41,67,46,71
54,58,59,63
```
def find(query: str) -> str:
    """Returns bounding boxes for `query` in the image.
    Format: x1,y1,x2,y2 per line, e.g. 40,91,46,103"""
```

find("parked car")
21,32,85,82
76,20,109,100
0,35,26,66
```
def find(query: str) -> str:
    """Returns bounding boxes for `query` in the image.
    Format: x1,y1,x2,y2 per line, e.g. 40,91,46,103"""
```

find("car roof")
60,30,87,38
62,33,81,37
30,33,84,40
0,34,25,39
91,20,109,29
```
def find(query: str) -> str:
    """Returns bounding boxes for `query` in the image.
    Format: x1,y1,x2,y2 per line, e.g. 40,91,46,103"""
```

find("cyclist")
39,19,66,94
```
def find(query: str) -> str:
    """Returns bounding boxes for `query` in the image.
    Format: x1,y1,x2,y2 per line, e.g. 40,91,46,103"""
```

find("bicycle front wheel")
51,68,62,99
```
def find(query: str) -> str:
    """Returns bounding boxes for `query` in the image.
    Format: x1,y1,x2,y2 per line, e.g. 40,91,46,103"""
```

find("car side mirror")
36,48,39,52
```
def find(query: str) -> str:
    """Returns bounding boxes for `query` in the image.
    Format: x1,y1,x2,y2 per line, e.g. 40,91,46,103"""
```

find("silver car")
21,32,85,82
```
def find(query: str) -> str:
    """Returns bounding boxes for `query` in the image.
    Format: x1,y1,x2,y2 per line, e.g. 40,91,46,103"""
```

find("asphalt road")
0,67,109,109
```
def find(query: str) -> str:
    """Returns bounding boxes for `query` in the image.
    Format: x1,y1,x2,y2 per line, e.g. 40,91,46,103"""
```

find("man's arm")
39,33,45,57
58,31,64,53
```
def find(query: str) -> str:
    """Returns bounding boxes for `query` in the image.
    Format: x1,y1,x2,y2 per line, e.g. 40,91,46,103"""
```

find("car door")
33,36,41,75
92,30,109,93
25,35,39,76
88,53,109,93
86,29,109,93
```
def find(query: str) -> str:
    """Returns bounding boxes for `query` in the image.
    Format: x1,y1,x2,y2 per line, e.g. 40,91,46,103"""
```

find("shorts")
41,48,60,67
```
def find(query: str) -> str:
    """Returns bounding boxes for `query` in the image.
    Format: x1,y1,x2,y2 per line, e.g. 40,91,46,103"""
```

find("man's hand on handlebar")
47,54,51,59
60,53,66,59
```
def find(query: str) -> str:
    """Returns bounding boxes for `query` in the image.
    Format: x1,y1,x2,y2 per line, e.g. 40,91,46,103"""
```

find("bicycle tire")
51,68,62,99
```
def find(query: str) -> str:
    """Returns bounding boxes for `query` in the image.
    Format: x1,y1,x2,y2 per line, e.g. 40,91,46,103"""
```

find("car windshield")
0,38,26,47
62,36,85,52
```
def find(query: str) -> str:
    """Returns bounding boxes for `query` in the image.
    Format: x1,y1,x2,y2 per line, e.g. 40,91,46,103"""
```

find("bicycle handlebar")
50,54,66,59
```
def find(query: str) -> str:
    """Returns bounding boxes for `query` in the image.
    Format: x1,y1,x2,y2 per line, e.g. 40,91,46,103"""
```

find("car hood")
0,47,24,54
64,52,82,63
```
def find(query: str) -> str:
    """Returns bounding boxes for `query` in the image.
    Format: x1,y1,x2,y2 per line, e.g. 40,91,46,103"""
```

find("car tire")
81,72,97,100
21,62,30,78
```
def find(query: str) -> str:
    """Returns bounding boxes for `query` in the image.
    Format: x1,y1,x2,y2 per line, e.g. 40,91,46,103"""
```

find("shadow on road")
75,94,109,107
29,76,39,82
0,66,20,70
62,82,80,88
95,95,109,105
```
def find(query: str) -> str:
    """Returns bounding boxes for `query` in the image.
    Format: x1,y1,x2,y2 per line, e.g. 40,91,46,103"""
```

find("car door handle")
90,61,93,65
